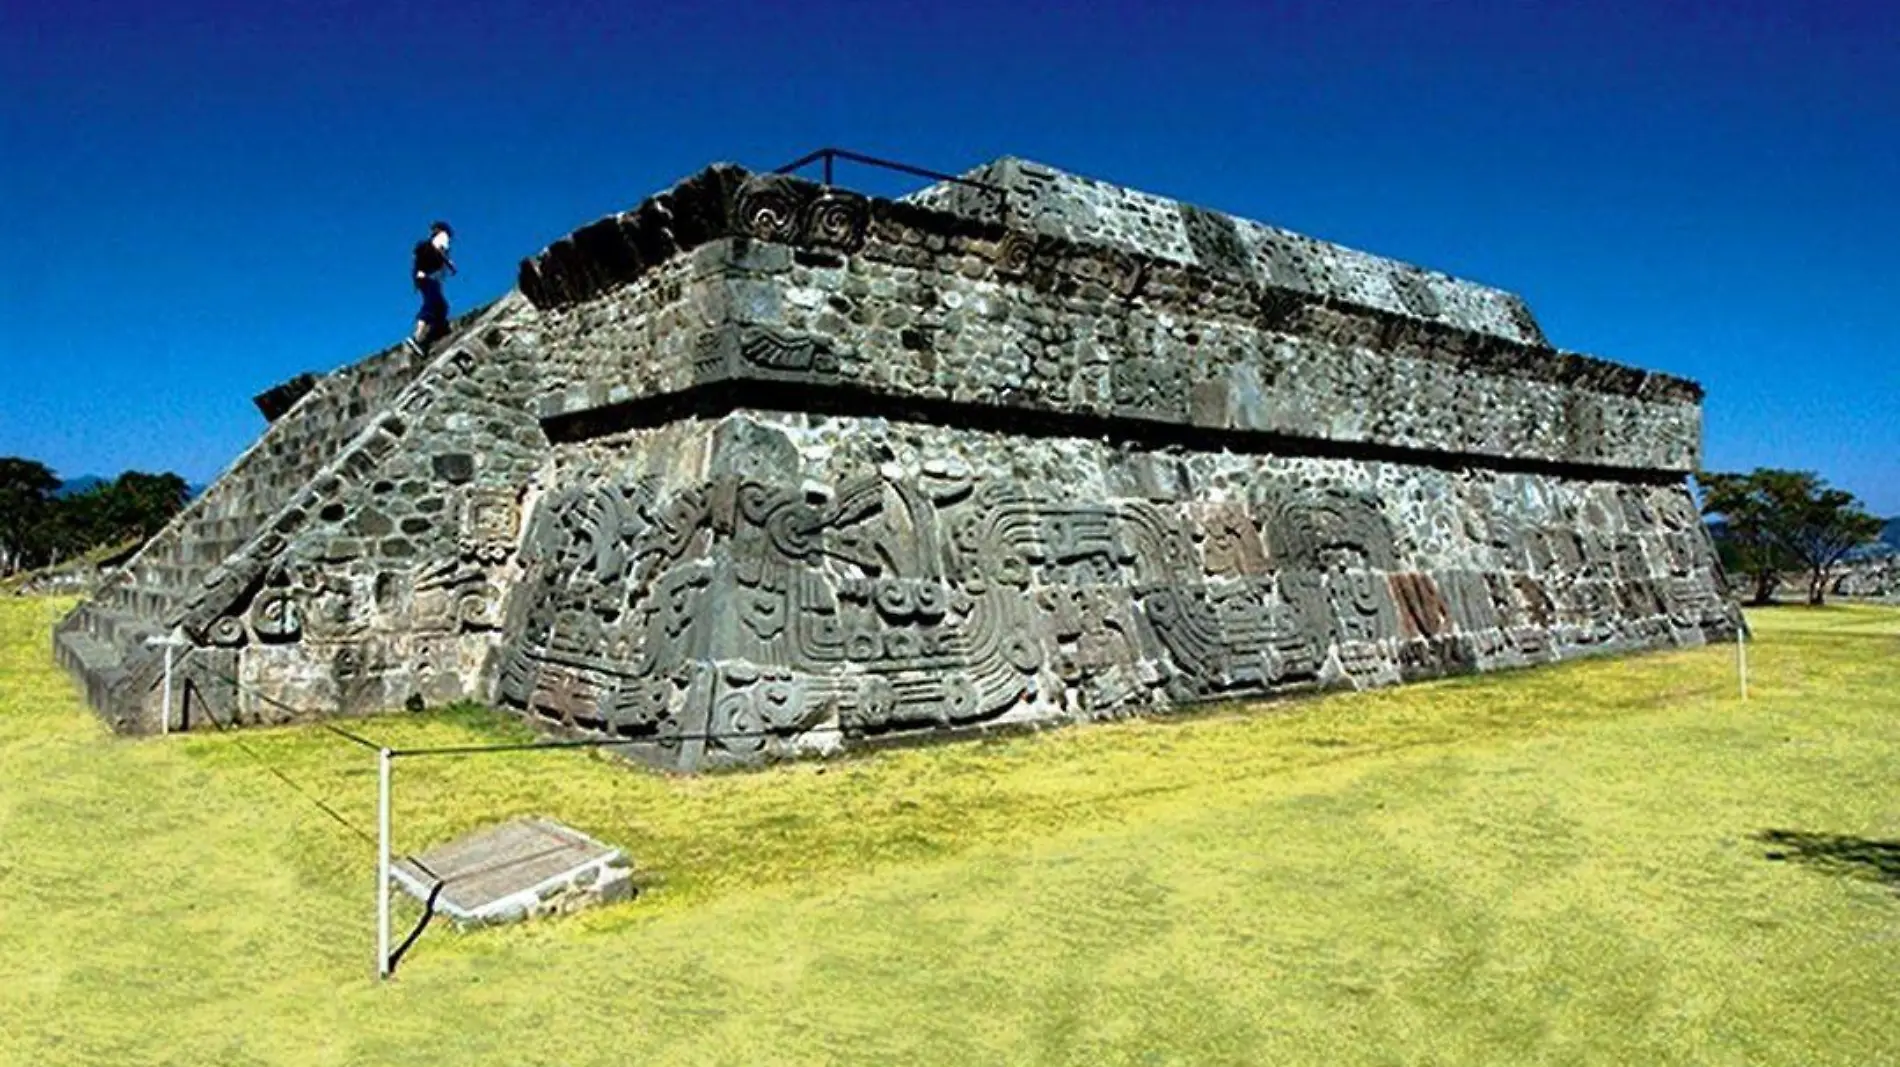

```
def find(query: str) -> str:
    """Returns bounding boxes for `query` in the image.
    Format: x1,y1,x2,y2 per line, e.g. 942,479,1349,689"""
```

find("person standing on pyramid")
406,221,457,355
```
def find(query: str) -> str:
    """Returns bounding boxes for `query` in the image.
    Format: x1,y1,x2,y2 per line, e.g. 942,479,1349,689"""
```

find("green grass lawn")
2,598,1896,1066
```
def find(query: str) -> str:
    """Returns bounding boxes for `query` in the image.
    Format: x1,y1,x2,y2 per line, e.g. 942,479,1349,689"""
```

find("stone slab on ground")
391,817,633,926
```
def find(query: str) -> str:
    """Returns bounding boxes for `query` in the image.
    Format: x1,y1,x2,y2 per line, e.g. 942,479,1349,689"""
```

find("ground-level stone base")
391,817,633,927
492,409,1739,771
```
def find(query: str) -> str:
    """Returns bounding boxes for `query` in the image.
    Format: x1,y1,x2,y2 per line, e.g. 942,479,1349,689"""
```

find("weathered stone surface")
494,413,1732,770
390,817,632,926
535,167,1702,474
253,372,319,422
908,157,1556,347
1839,559,1899,600
57,156,1739,764
59,297,545,730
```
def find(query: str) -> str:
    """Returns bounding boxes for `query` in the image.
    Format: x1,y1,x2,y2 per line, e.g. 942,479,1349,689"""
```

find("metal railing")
773,146,1009,217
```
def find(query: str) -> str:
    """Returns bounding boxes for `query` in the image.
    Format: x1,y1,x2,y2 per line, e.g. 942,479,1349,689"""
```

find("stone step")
55,626,123,676
71,601,163,647
52,623,132,720
55,606,174,733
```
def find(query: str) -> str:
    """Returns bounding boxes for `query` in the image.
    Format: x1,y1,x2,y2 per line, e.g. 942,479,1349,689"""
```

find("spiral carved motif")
995,231,1041,277
732,175,809,242
207,615,248,648
798,191,870,251
457,585,502,631
248,588,301,643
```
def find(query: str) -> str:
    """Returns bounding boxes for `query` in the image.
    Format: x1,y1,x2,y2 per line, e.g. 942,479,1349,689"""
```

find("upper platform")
516,156,1703,476
905,157,1550,348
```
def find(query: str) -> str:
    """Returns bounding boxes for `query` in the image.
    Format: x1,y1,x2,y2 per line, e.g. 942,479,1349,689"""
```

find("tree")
1699,469,1883,606
0,458,62,576
1699,470,1798,605
100,472,191,542
0,459,191,576
1785,485,1884,605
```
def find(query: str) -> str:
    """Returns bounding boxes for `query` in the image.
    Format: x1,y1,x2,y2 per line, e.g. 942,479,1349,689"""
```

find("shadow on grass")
1756,829,1900,892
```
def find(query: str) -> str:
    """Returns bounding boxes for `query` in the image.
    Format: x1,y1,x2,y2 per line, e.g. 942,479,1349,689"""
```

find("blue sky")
3,0,1895,511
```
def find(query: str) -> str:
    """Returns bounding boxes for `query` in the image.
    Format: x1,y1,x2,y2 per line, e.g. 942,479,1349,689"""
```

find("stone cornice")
518,164,1705,406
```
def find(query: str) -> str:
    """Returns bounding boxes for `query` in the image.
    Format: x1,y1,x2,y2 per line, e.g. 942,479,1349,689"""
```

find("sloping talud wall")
497,412,1732,771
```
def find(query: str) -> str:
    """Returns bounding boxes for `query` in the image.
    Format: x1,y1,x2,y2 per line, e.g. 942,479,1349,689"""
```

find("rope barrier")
390,727,792,759
164,636,1761,980
321,722,385,751
386,854,445,975
185,688,379,850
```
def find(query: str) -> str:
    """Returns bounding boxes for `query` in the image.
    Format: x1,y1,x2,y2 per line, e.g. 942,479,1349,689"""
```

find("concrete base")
391,817,633,927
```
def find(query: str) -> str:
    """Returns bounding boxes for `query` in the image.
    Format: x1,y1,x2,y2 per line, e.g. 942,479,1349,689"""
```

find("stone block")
431,452,476,484
390,818,633,927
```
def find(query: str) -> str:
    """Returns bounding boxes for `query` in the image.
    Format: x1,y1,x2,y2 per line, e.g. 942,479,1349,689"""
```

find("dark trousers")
416,277,449,341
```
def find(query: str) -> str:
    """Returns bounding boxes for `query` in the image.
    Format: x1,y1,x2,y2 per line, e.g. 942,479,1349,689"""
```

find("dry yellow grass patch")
2,597,1895,1065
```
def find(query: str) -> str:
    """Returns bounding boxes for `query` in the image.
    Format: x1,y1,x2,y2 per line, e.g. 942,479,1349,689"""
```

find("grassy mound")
2,597,1895,1065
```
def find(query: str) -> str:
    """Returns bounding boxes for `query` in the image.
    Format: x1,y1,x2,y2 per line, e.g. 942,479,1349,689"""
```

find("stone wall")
219,296,548,722
531,169,1701,474
1820,556,1898,602
532,244,725,409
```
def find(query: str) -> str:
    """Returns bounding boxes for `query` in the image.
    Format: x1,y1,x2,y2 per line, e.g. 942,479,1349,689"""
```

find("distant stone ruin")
1816,556,1899,602
56,156,1740,768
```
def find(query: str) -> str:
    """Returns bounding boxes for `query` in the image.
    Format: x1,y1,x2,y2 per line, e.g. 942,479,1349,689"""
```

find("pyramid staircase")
55,299,536,731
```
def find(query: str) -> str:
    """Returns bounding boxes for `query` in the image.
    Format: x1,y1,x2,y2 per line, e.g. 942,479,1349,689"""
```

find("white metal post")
377,747,392,980
144,631,185,735
160,643,174,736
1738,626,1748,702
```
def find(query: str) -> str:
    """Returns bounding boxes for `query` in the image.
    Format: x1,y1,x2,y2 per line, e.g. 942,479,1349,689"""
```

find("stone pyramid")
56,156,1740,770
